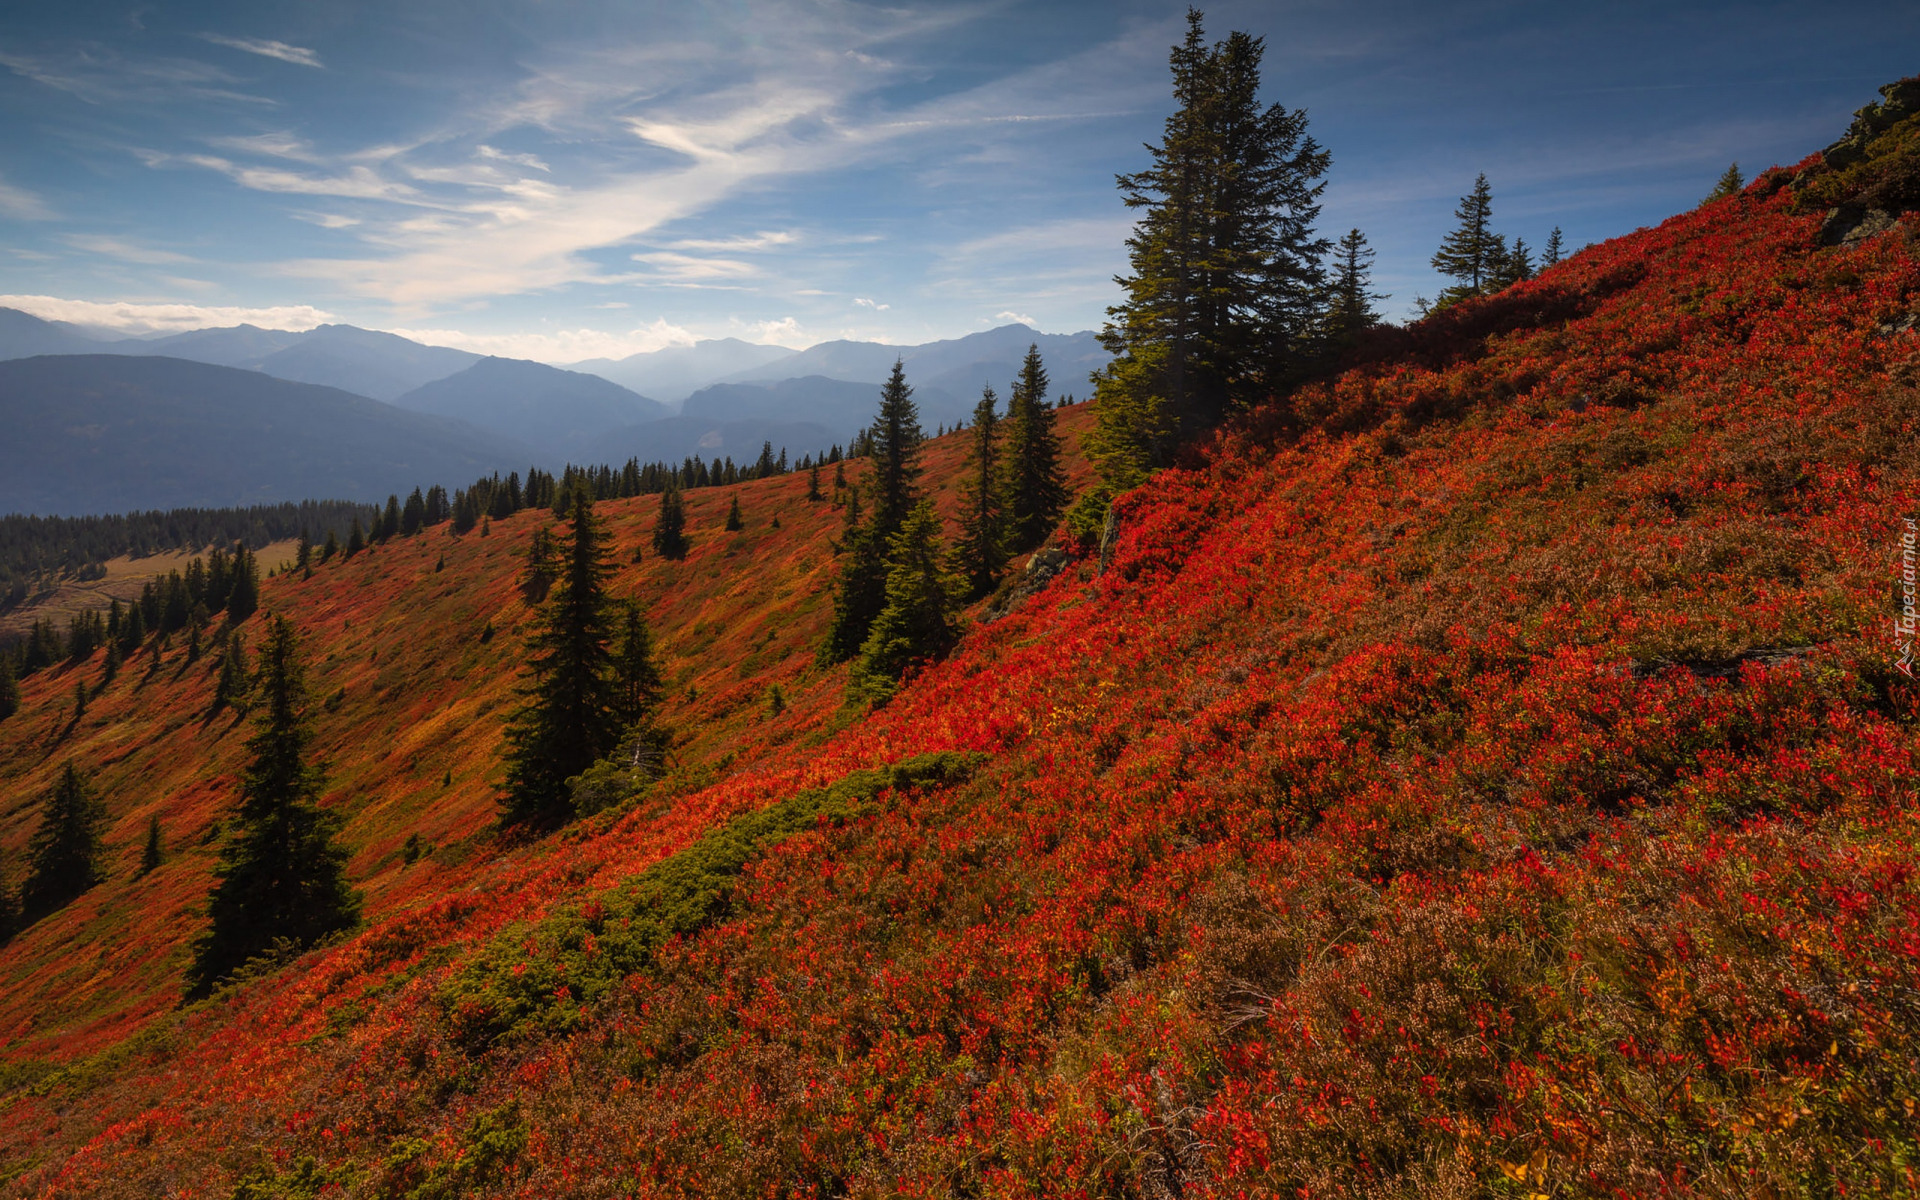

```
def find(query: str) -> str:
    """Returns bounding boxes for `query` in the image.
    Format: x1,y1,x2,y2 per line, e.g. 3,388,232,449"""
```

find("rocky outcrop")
1820,77,1920,173
979,546,1070,623
1819,206,1902,246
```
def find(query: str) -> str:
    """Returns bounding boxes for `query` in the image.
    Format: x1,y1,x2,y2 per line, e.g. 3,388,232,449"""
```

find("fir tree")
954,385,1006,597
1000,345,1069,554
1704,162,1744,204
345,517,366,558
1492,236,1534,289
321,528,339,562
101,638,121,686
1542,226,1565,269
1323,227,1387,351
295,529,312,579
21,763,107,917
71,678,87,723
851,501,960,701
1083,10,1328,535
0,655,17,722
140,814,163,875
807,462,823,501
226,545,259,623
401,488,426,536
187,616,361,997
214,630,250,712
377,494,402,541
652,483,689,560
1432,173,1499,301
825,362,925,661
500,490,621,826
725,495,744,532
612,601,665,733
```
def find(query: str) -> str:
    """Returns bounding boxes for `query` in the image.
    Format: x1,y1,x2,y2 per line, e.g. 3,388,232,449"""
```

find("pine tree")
500,490,621,826
1432,173,1499,301
1080,11,1328,534
1704,162,1744,204
140,814,163,875
214,630,250,712
1542,226,1565,269
652,483,689,560
825,362,924,661
612,602,665,732
295,529,313,579
226,545,259,623
187,616,361,997
345,517,366,558
0,655,17,722
851,501,960,701
1000,345,1069,554
101,638,121,686
401,488,426,536
321,528,339,562
807,462,823,501
21,763,107,917
1492,236,1534,289
377,495,402,541
725,495,744,531
954,386,1006,597
1323,227,1387,351
71,678,87,723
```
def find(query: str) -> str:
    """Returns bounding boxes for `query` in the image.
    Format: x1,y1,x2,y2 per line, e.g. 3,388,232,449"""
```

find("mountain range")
0,309,1108,514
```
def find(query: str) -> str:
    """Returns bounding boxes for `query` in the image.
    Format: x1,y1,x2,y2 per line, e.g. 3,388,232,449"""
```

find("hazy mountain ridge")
0,355,530,516
393,357,667,462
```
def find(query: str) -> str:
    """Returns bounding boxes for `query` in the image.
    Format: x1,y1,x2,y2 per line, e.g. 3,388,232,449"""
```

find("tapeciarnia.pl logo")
1898,515,1917,679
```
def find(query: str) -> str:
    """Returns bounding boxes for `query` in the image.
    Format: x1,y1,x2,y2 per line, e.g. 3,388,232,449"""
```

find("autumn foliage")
0,146,1918,1198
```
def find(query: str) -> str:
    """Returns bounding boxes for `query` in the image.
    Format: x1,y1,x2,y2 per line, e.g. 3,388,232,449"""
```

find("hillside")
0,356,531,516
0,123,1917,1200
392,357,667,461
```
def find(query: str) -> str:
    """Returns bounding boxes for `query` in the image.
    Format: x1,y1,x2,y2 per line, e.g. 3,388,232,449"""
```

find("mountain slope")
0,355,530,515
3,112,1920,1198
251,325,482,400
0,308,113,359
137,323,306,367
568,338,794,404
392,356,667,461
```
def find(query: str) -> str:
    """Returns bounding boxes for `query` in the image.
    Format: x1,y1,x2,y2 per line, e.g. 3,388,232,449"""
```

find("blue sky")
1,0,1914,360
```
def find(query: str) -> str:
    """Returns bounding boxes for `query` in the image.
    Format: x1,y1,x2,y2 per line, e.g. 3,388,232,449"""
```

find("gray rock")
1820,206,1901,247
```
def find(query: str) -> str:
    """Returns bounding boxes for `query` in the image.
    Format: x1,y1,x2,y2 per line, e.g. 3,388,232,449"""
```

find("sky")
0,0,1914,361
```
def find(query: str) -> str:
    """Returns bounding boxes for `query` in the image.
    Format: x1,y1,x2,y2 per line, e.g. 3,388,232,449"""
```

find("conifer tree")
500,490,621,826
852,501,960,700
401,488,426,536
1080,11,1328,534
612,601,665,733
0,866,16,944
1432,173,1499,301
226,545,259,623
187,616,361,996
1000,345,1069,554
101,638,121,686
0,655,17,722
825,362,924,661
295,530,312,579
652,483,689,559
378,494,402,541
1323,227,1387,351
21,763,107,917
214,630,249,712
345,517,366,558
954,385,1006,597
140,814,163,876
321,529,339,562
71,678,87,723
1704,162,1744,204
807,462,823,501
1542,226,1565,268
725,495,744,532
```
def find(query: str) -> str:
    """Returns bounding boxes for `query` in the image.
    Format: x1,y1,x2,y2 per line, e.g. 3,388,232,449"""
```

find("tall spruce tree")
226,544,259,623
612,601,665,733
21,763,107,917
825,361,924,661
652,483,689,559
1080,10,1328,534
140,813,164,875
954,386,1007,597
725,495,744,532
1000,346,1070,554
1432,173,1499,301
1542,226,1565,268
500,489,621,826
1704,162,1744,204
187,616,360,996
852,500,960,701
345,517,366,557
1323,228,1387,351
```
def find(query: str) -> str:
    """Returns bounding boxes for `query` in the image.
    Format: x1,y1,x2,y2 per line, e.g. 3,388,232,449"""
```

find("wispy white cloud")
209,132,322,162
61,234,197,265
382,319,695,363
291,211,361,229
160,153,423,202
854,297,889,310
199,34,323,69
666,230,796,252
0,175,54,220
477,144,550,172
0,294,334,334
0,46,273,106
993,309,1036,326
